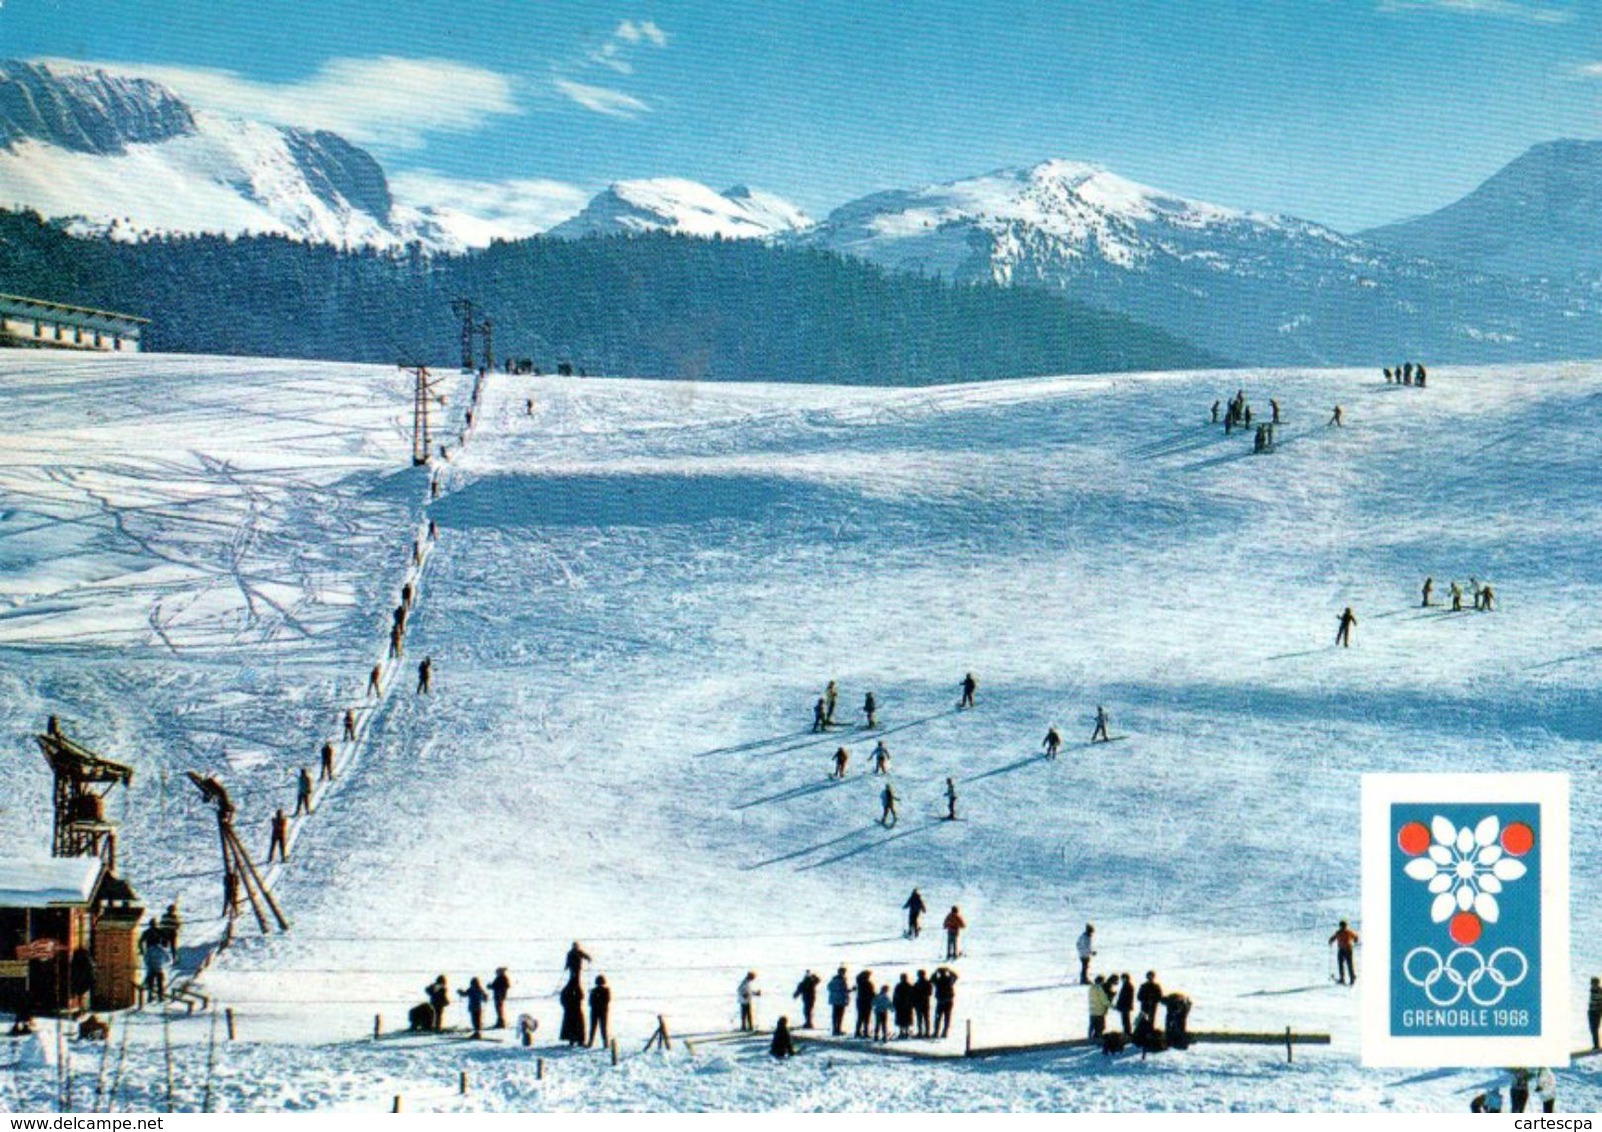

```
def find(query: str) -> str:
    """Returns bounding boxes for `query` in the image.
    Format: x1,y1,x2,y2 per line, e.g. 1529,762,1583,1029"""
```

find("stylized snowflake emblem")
1397,815,1531,945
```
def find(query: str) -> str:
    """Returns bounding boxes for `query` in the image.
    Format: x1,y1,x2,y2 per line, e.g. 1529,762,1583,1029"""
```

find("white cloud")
616,19,669,47
554,79,651,119
1575,61,1602,77
1377,0,1574,23
390,169,591,240
576,19,669,91
32,55,520,150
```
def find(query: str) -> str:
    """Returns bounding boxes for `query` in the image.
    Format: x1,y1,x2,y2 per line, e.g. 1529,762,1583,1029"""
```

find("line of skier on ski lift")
1384,361,1427,386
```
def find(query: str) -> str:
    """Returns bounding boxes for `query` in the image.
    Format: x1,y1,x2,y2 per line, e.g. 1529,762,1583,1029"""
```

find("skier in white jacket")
1076,924,1097,985
737,971,761,1032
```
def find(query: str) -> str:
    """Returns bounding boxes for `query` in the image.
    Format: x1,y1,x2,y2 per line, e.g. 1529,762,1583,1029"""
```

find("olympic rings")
1401,945,1529,1007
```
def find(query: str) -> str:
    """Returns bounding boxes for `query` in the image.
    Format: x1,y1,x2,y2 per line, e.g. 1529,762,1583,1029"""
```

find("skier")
1043,726,1061,760
427,518,439,542
389,623,404,659
944,777,958,821
863,691,878,729
1383,367,1393,383
737,971,761,1032
770,1016,797,1060
1421,577,1433,608
1163,991,1193,1049
1588,975,1601,1050
564,942,592,980
1253,424,1266,453
1088,975,1111,1040
417,656,432,694
1076,924,1096,984
959,672,977,710
903,888,927,938
1210,400,1220,423
1115,972,1136,1035
367,664,382,697
1328,405,1344,428
1330,920,1359,985
141,930,171,1003
588,975,611,1047
824,680,839,726
1091,705,1110,743
401,582,414,610
893,973,915,1039
1449,580,1464,612
793,969,820,1029
913,969,933,1037
931,967,958,1038
343,708,356,742
1479,583,1495,612
1511,1067,1532,1113
1336,606,1357,648
427,975,450,1032
1403,362,1414,384
879,782,898,827
871,983,892,1042
873,740,891,775
268,808,289,863
1270,398,1281,424
1470,577,1482,610
827,967,851,1035
812,697,828,733
1137,971,1164,1024
1416,365,1427,388
463,976,488,1039
854,969,875,1038
1536,1066,1556,1113
320,740,335,782
490,968,511,1029
526,398,534,416
295,766,314,816
830,746,849,780
558,974,585,1046
943,906,966,960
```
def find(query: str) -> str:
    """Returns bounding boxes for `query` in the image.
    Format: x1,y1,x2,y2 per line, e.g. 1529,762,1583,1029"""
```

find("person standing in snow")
1091,705,1110,743
389,622,404,660
893,973,916,1039
463,976,488,1039
913,969,933,1037
1328,405,1344,428
863,691,878,729
1329,920,1359,985
944,777,958,821
1210,400,1220,424
367,664,382,698
1587,975,1601,1051
564,942,591,981
1088,975,1112,1040
904,888,927,938
1137,971,1164,1025
1479,583,1495,612
880,782,899,827
427,975,451,1032
1116,973,1136,1035
1449,581,1464,612
871,983,892,1042
588,975,611,1047
824,681,839,726
830,746,849,779
268,808,289,863
320,740,335,782
1421,577,1434,608
1270,398,1281,424
343,708,356,742
1076,924,1096,985
1336,607,1357,648
490,968,511,1029
770,1016,797,1059
873,740,891,775
854,968,875,1039
932,967,958,1038
416,656,433,694
1536,1066,1557,1112
1043,726,1062,759
943,906,966,960
813,697,828,733
959,672,977,710
827,967,851,1035
558,974,585,1046
737,971,761,1032
295,766,314,816
793,970,820,1029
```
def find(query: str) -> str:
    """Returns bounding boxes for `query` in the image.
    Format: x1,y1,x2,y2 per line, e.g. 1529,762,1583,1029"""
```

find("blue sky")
4,0,1598,233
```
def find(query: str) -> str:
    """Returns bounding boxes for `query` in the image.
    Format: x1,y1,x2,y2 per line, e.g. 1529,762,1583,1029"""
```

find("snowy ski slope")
1,349,1598,1112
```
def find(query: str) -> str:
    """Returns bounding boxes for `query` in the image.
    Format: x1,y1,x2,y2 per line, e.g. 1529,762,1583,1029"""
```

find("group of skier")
556,942,611,1049
413,967,514,1039
797,963,961,1044
1383,362,1428,387
1420,575,1495,613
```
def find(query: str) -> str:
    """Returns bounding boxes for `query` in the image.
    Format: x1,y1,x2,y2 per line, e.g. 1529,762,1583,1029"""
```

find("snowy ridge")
546,177,812,240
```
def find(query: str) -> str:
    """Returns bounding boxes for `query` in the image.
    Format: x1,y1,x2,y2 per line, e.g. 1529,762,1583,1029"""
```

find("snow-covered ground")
1,350,1599,1112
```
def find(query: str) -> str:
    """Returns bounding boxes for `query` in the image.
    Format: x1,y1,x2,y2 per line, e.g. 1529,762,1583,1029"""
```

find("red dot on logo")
1397,822,1431,856
1501,822,1534,856
1448,912,1482,946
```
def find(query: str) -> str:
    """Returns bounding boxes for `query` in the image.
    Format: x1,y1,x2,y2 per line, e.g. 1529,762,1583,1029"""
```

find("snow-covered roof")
0,857,104,908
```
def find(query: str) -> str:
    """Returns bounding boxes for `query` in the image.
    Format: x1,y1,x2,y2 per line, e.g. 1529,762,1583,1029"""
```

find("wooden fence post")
391,1096,401,1113
965,1019,973,1056
610,1038,619,1066
459,1069,468,1095
224,1008,235,1041
374,1014,382,1040
536,1058,545,1080
1285,1026,1293,1063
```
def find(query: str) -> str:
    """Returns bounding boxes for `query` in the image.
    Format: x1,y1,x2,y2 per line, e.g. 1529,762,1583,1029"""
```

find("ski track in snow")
1,350,1599,1112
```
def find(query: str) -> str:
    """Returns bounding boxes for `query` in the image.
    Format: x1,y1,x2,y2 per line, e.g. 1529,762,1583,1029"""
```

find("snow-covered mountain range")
546,178,810,240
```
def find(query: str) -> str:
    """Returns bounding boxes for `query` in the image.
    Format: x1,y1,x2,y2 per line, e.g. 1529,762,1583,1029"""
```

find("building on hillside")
0,856,147,1015
0,292,148,353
